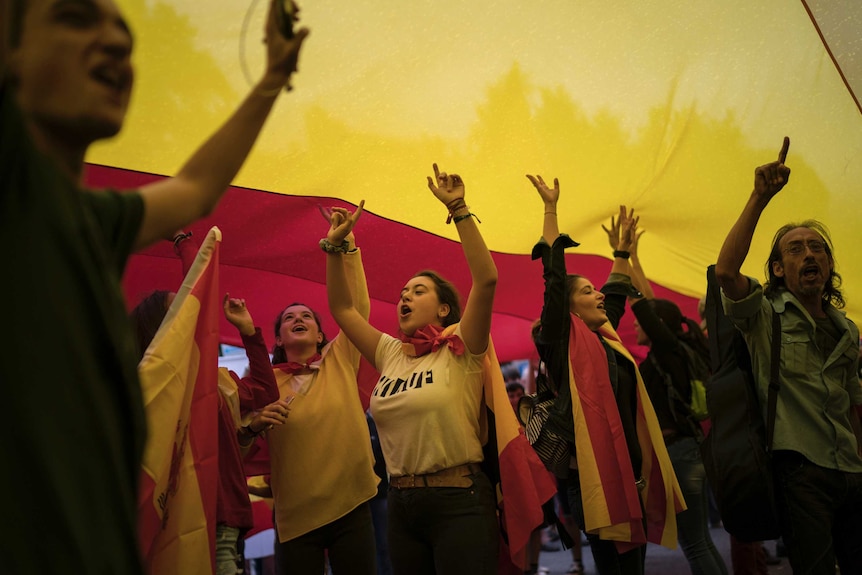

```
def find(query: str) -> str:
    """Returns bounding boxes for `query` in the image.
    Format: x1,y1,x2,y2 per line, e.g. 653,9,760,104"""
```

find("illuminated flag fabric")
97,1,861,373
137,227,221,574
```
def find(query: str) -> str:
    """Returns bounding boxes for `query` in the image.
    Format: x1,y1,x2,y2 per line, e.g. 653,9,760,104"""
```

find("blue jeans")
666,437,727,575
773,450,862,575
387,470,498,575
566,472,645,575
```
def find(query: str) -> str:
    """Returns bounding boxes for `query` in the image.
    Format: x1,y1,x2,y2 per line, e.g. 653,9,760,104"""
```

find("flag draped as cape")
568,315,684,552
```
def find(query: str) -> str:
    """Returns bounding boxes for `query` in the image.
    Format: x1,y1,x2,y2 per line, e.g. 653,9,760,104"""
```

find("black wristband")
613,250,631,259
172,231,193,247
241,424,262,437
452,212,475,224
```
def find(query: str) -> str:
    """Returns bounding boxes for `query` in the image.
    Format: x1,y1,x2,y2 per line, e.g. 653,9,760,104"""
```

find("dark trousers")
566,472,645,575
773,450,862,575
729,536,768,575
370,496,393,575
274,502,376,575
387,470,499,575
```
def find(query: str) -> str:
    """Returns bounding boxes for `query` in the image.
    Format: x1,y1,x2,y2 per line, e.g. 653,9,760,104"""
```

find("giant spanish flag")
90,0,860,366
137,227,222,574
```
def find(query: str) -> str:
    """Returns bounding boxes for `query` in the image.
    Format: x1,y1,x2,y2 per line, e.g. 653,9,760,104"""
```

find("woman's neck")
284,346,319,365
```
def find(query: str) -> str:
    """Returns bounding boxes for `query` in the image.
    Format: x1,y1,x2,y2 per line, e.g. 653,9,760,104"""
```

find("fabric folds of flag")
137,227,222,574
568,316,684,553
478,334,559,569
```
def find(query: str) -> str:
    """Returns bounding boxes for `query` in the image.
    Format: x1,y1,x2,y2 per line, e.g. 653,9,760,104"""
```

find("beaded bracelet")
319,238,351,254
613,250,631,259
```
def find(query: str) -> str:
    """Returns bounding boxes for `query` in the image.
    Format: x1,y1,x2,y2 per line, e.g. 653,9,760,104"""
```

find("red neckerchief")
399,324,465,357
275,353,322,375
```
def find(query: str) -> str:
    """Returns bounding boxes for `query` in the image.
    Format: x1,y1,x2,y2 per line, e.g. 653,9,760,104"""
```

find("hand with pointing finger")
753,137,791,201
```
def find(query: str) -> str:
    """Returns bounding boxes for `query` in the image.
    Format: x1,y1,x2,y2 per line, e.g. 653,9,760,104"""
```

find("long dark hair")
650,298,710,362
764,220,844,308
271,302,329,364
564,274,586,303
413,270,462,327
129,290,172,359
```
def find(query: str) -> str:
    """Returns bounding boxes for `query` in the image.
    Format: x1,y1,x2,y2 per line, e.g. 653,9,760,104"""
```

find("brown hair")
413,270,462,327
129,290,172,359
270,302,329,364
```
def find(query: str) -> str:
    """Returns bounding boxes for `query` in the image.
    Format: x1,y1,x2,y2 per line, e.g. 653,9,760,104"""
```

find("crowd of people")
2,1,861,575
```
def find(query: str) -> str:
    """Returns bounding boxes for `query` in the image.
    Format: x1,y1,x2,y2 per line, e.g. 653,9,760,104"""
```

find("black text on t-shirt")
373,370,434,397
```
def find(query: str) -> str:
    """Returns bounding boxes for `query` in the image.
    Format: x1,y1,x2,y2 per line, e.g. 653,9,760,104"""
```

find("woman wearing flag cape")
526,175,684,575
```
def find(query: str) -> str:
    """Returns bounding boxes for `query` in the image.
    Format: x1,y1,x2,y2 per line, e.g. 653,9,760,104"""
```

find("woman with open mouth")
322,164,500,575
525,174,683,575
253,223,380,575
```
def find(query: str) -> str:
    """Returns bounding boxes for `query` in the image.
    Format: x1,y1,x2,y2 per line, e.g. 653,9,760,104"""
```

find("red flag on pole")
137,227,222,574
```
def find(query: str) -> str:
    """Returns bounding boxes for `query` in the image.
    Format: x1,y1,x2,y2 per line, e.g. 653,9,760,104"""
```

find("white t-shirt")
370,324,486,476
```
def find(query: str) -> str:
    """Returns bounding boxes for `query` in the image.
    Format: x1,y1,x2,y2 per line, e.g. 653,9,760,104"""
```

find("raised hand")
262,0,310,92
603,205,636,251
223,294,256,336
618,206,638,252
319,204,355,246
325,201,365,246
427,163,466,208
602,211,622,251
526,174,560,205
629,227,646,259
753,137,791,201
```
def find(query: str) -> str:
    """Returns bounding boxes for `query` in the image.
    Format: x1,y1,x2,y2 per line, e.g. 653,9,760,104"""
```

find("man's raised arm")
134,0,308,249
716,137,791,300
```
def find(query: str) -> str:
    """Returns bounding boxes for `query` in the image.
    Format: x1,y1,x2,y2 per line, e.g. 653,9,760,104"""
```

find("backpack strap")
535,360,551,394
766,309,781,450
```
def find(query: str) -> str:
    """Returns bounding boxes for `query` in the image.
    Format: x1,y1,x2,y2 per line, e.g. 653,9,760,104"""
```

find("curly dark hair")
271,302,329,364
763,220,844,309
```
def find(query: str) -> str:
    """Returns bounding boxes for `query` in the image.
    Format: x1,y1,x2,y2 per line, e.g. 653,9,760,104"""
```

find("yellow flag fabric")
97,0,861,328
137,227,222,574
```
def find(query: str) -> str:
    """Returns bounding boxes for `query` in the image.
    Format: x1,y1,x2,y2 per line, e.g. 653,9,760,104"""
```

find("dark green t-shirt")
1,87,146,573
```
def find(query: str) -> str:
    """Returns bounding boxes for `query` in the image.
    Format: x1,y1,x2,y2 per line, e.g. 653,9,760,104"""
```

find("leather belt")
390,463,481,489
